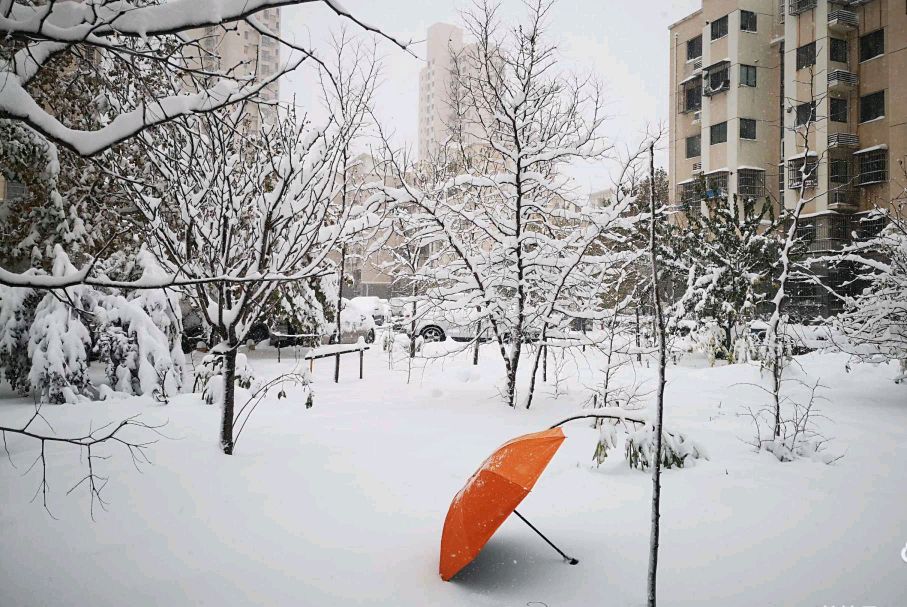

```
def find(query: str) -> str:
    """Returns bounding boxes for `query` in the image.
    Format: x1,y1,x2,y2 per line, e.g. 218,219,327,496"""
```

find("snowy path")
1,346,905,606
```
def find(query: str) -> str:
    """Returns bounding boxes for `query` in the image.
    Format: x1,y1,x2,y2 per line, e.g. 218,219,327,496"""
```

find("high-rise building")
194,9,282,130
418,23,465,161
669,0,905,315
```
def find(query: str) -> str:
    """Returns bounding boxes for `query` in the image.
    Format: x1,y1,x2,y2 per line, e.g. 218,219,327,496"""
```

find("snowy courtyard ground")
1,340,905,606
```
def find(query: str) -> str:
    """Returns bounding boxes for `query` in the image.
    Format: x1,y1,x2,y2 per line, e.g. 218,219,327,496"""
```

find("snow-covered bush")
0,282,41,394
589,411,706,470
95,294,184,401
625,426,706,471
197,352,256,405
27,249,94,403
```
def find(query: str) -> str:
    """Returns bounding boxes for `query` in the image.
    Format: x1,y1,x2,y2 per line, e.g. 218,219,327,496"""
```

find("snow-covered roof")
677,177,696,185
736,166,766,171
854,143,888,155
705,167,729,175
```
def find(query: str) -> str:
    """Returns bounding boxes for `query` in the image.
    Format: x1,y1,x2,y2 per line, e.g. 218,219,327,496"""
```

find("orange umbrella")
439,427,579,581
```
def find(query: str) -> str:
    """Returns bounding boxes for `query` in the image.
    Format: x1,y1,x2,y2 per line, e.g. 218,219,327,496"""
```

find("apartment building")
669,0,906,315
419,23,466,161
194,8,282,131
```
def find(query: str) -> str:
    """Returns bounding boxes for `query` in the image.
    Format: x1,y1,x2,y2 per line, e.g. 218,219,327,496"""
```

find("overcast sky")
281,0,701,192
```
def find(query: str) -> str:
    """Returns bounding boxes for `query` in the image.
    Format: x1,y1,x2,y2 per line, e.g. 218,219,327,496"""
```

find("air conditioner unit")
692,162,703,174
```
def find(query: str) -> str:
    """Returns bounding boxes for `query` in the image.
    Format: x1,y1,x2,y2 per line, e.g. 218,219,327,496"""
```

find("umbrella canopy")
439,427,566,581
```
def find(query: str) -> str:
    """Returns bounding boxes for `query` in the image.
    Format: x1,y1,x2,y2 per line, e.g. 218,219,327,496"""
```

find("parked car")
392,303,491,343
328,298,377,344
348,296,391,327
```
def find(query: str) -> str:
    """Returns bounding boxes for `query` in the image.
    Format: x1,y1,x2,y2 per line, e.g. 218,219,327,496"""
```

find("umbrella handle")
513,509,579,565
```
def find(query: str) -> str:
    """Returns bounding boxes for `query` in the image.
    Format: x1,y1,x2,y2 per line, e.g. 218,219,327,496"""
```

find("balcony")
828,69,858,93
828,186,858,212
789,0,817,16
828,8,858,33
828,132,859,149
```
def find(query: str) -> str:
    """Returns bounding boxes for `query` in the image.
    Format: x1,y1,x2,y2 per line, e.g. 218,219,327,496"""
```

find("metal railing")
828,9,858,28
828,132,859,148
789,0,817,15
828,70,858,88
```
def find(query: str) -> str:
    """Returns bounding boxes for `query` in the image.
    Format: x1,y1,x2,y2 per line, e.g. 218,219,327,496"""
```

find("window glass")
686,135,701,158
859,29,884,62
795,101,816,126
687,35,702,61
740,10,757,32
711,16,728,40
859,91,885,123
796,42,816,70
740,64,757,87
710,121,727,144
740,118,757,140
830,97,848,123
830,38,848,63
683,81,702,112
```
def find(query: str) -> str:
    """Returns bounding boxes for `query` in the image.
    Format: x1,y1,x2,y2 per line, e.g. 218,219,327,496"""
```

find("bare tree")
372,0,619,407
120,47,376,454
645,141,668,607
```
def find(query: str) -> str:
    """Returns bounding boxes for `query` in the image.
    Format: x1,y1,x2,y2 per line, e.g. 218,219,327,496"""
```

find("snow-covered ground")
2,341,905,606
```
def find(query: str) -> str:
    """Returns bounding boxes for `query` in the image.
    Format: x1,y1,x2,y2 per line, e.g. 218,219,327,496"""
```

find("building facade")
669,0,905,315
193,9,282,131
418,23,465,161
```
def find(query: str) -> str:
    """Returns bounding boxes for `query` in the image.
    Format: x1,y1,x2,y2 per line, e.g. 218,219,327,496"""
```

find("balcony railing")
828,69,858,92
828,186,858,212
789,0,817,15
828,9,858,32
828,132,859,148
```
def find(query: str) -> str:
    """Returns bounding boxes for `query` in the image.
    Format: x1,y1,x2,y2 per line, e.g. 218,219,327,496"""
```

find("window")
740,118,757,140
686,134,701,158
859,29,884,62
740,64,757,87
710,121,727,144
859,91,885,123
796,42,816,70
788,157,818,189
740,10,757,32
705,172,729,199
830,38,848,64
705,63,730,94
711,15,728,40
778,163,785,194
683,81,702,112
738,169,765,198
687,35,702,61
829,97,848,123
677,181,698,210
795,101,817,127
829,158,852,184
858,149,887,185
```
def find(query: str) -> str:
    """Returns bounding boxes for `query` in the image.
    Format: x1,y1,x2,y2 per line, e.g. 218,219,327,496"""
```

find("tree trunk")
473,321,481,366
220,340,238,455
646,143,667,607
524,328,547,409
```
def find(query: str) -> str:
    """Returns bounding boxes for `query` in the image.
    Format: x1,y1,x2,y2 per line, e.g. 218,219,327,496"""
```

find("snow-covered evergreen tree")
27,247,94,403
836,203,907,381
668,191,780,360
0,279,41,393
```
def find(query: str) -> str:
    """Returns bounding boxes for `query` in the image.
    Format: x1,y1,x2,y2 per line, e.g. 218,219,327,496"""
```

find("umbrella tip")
566,557,579,565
